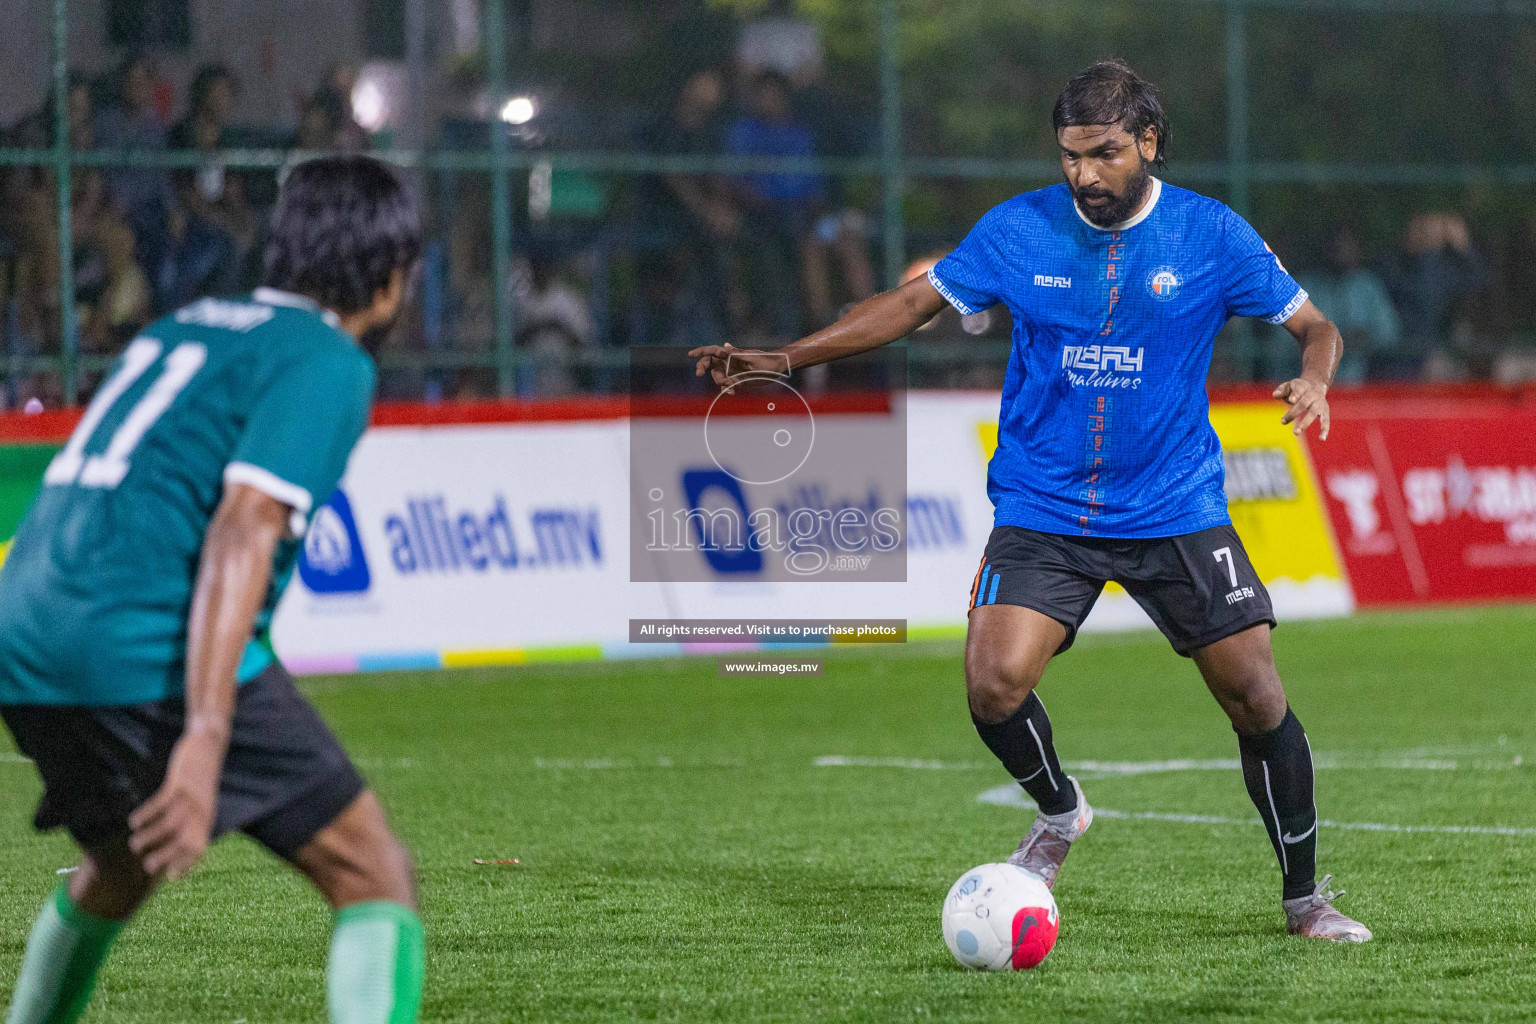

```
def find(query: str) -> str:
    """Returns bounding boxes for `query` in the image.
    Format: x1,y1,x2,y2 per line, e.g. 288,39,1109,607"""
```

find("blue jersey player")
0,158,426,1023
693,61,1369,942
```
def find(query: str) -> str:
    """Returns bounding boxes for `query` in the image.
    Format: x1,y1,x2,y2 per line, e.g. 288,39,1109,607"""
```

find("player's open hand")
128,728,225,879
688,343,790,392
1273,377,1331,440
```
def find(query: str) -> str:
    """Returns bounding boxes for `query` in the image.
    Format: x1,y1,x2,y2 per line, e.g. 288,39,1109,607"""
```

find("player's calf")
292,791,423,1024
965,608,1075,817
964,604,1087,889
5,839,152,1024
1192,628,1371,940
293,790,417,911
1192,625,1288,735
69,837,159,920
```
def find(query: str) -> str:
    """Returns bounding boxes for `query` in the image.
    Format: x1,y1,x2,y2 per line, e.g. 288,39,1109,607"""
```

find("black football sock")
972,691,1077,816
1237,707,1318,901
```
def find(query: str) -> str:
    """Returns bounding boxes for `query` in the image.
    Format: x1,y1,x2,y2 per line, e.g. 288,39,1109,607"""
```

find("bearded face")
1058,124,1157,228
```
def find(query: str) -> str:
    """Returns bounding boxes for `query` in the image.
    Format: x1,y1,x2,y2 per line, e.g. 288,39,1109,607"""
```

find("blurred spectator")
7,76,149,396
515,253,595,397
727,70,825,341
276,99,341,189
1384,213,1487,379
794,74,878,326
166,65,257,300
92,54,179,307
736,0,824,90
632,68,737,349
1293,227,1401,384
295,97,338,150
313,63,370,151
804,208,876,329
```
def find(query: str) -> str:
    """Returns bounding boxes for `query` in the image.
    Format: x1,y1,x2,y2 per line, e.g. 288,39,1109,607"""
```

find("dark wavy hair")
1051,60,1169,168
187,63,236,117
261,156,420,315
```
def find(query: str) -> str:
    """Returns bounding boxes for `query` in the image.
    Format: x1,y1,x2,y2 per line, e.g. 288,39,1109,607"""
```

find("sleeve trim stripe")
224,463,313,537
1265,287,1310,325
224,462,312,512
926,267,977,317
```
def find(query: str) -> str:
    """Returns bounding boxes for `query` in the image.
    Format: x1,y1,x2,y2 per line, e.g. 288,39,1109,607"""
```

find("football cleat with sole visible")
1006,775,1092,890
1283,875,1373,942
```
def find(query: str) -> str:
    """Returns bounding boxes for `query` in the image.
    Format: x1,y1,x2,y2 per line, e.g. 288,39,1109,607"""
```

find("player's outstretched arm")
128,484,291,879
1272,299,1343,440
691,275,948,389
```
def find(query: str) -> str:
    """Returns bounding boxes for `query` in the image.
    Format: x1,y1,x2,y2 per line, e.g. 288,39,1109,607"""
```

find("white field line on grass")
528,756,745,770
814,756,993,770
349,754,749,771
814,753,1526,776
974,784,1536,838
9,751,1513,772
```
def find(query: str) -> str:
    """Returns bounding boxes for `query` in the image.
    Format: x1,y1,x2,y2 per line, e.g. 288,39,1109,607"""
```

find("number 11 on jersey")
44,338,208,490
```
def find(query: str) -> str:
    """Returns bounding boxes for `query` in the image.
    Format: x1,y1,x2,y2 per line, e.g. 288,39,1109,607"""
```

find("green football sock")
6,885,125,1024
327,901,424,1024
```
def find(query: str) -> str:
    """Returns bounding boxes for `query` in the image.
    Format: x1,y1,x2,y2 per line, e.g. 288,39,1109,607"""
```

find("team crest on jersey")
1146,266,1183,301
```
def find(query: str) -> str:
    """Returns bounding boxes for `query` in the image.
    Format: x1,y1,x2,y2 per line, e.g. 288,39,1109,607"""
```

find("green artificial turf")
3,604,1535,1022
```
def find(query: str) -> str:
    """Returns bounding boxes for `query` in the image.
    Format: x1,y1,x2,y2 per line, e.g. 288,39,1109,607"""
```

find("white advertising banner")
272,421,667,672
272,392,1348,672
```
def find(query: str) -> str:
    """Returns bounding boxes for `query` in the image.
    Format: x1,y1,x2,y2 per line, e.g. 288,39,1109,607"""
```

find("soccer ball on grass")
941,862,1059,970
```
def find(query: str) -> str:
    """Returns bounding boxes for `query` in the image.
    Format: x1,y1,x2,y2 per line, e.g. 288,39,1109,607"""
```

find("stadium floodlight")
500,96,537,125
351,79,389,133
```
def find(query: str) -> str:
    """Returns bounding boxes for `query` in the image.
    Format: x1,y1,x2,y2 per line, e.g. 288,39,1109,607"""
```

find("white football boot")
1006,775,1092,889
1283,875,1373,942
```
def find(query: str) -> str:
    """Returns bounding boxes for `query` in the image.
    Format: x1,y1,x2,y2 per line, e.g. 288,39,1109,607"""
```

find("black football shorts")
0,664,365,860
967,524,1277,656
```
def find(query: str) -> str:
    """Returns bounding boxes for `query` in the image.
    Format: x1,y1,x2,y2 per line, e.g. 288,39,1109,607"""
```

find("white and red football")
941,862,1060,970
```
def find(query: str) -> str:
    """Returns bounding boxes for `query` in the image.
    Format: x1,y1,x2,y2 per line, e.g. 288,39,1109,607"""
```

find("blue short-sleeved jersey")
929,179,1307,538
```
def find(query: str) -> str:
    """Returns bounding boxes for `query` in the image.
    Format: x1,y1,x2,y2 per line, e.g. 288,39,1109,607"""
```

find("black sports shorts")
0,664,365,860
967,523,1277,657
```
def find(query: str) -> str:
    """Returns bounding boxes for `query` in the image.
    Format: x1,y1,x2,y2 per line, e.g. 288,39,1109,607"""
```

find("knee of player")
964,657,1042,722
1233,664,1285,705
1220,669,1288,730
307,825,417,909
71,851,156,920
356,829,416,898
355,837,416,910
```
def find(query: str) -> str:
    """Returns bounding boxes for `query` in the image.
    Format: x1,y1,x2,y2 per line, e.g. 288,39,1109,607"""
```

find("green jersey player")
0,157,424,1024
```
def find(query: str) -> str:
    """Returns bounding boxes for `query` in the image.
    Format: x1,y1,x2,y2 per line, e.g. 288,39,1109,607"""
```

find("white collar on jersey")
1073,175,1162,232
252,287,343,329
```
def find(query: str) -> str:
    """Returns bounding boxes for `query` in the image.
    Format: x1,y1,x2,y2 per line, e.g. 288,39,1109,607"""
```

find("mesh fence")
1,0,1533,407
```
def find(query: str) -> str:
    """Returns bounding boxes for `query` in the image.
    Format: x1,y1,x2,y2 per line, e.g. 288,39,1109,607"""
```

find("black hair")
261,156,421,315
753,69,793,97
1051,59,1169,167
188,63,236,116
116,51,152,83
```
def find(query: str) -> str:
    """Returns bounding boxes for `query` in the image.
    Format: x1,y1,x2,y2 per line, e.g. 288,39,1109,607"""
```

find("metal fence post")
485,0,516,397
1225,0,1256,380
879,0,905,289
53,0,78,405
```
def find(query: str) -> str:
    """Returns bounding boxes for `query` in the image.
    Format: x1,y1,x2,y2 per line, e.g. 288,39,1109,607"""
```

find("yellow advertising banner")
1207,402,1345,588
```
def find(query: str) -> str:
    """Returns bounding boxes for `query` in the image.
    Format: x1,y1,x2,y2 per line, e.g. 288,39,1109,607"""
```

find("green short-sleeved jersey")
0,289,375,706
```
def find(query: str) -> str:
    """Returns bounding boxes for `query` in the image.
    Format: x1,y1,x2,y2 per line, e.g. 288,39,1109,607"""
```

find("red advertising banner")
1306,397,1536,606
